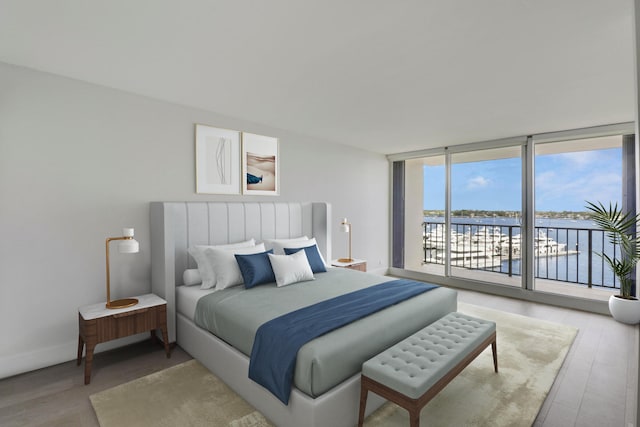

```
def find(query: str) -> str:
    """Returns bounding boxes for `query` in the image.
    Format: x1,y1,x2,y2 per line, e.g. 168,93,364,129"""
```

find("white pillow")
263,236,308,254
268,250,314,287
188,238,256,289
182,269,202,286
277,237,327,267
204,243,266,290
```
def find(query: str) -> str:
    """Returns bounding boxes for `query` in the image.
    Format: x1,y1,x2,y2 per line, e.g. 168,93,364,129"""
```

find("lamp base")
337,257,354,263
106,298,139,309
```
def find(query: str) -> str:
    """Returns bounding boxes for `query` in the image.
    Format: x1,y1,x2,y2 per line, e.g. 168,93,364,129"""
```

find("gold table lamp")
338,218,354,263
105,228,140,309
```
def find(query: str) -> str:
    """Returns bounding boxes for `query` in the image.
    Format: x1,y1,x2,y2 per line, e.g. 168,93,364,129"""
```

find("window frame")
388,122,635,314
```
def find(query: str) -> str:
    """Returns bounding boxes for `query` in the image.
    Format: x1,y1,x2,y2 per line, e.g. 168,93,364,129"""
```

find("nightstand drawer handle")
113,308,149,318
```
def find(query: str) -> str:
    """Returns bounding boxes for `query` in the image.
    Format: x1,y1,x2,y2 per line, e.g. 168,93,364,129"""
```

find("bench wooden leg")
408,407,420,427
358,379,368,427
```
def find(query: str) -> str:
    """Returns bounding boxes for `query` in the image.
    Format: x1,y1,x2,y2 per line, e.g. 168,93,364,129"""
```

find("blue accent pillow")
235,250,276,288
284,245,327,273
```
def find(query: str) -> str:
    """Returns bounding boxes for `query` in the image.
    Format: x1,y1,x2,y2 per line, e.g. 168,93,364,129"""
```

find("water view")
423,216,619,289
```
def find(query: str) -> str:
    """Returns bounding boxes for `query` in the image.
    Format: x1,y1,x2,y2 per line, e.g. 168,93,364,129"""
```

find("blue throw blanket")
248,279,439,404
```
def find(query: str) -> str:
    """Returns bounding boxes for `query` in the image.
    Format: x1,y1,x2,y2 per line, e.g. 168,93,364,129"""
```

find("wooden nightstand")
77,293,170,384
331,259,367,272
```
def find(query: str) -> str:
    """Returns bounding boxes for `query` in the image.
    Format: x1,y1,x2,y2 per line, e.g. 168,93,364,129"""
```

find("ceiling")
0,1,635,155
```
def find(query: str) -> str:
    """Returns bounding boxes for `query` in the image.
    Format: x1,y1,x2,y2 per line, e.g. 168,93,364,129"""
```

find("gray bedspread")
194,268,457,397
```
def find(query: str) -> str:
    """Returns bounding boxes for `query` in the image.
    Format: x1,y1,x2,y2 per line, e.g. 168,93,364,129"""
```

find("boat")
423,224,577,269
424,225,502,269
533,230,568,256
496,230,573,258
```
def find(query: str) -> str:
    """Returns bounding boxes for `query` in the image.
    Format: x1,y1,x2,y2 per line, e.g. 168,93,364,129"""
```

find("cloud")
468,176,490,189
444,148,621,211
535,171,620,210
535,170,556,188
534,149,621,210
556,151,600,169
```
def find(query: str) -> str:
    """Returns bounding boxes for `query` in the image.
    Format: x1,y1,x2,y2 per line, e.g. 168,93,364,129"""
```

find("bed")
150,201,457,427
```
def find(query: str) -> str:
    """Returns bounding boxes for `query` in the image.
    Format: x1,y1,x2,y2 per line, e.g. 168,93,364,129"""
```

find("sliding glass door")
395,146,523,288
390,123,634,304
533,135,626,300
449,146,523,287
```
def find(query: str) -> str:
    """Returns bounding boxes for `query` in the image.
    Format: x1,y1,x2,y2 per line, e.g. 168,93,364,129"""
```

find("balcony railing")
422,221,620,289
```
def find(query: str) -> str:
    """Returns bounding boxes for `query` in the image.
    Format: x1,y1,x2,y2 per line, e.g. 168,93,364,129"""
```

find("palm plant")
585,201,640,299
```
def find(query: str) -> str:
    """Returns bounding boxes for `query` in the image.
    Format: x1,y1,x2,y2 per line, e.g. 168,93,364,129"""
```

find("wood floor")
0,289,637,426
455,289,638,427
0,340,192,427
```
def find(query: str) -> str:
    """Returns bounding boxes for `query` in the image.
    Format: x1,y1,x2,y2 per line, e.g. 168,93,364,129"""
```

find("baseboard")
368,266,389,275
0,333,149,380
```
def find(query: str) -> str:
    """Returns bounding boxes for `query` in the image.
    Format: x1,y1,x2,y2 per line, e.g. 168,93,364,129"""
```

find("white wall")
0,61,389,379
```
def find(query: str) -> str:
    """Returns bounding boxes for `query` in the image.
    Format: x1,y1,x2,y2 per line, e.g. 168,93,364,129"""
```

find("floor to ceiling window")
393,141,525,289
390,123,635,308
532,134,629,301
449,146,522,287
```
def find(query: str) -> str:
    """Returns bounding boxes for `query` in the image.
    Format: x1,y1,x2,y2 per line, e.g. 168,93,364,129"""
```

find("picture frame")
195,124,241,194
242,132,279,195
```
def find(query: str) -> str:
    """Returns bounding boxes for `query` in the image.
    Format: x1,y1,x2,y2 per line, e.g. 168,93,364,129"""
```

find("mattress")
176,284,216,319
193,268,457,398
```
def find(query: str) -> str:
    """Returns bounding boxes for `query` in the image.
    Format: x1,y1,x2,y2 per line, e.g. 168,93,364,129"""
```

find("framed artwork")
195,124,241,194
242,132,279,195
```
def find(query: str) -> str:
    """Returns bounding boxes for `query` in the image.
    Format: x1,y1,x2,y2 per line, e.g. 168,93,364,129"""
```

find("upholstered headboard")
150,201,332,342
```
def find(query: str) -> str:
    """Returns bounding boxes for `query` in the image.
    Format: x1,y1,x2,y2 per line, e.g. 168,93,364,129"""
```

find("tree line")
423,210,588,219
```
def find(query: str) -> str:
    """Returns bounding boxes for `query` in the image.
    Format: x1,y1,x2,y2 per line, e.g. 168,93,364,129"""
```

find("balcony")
421,221,620,302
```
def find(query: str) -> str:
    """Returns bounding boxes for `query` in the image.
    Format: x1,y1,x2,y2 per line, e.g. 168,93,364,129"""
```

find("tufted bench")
357,312,497,427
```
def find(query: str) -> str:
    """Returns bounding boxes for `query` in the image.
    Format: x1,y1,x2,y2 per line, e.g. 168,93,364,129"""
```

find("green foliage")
422,209,588,219
585,201,640,299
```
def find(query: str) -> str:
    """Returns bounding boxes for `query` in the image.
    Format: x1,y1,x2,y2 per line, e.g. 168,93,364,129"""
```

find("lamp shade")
118,238,139,253
117,228,139,253
340,218,350,233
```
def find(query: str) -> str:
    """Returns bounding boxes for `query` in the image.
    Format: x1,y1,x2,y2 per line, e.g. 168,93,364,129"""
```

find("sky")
423,148,622,212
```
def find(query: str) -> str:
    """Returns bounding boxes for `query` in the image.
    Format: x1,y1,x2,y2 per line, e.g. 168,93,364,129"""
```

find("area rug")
90,360,273,427
365,302,578,426
90,303,577,427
